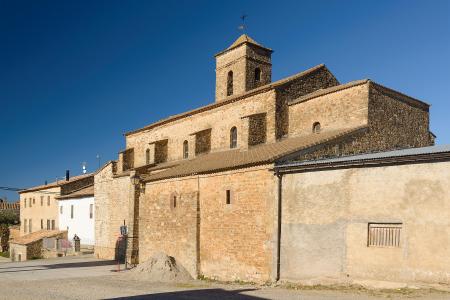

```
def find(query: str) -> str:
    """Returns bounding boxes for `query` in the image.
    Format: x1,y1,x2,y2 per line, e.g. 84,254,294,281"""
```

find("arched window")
183,140,189,159
227,71,233,96
145,149,150,165
230,126,237,148
254,67,261,83
312,122,321,133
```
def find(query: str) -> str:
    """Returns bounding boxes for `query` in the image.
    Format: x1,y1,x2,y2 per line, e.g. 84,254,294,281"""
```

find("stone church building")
95,34,449,284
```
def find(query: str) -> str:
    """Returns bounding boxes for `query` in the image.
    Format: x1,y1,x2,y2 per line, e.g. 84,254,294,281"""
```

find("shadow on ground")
0,260,116,273
107,288,266,300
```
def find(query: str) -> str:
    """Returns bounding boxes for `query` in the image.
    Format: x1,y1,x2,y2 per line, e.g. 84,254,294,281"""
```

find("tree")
0,210,19,252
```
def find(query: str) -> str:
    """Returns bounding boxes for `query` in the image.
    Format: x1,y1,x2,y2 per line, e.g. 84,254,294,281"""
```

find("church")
94,34,449,284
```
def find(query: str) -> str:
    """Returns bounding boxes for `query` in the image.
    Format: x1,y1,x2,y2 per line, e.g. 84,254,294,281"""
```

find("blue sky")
1,0,449,201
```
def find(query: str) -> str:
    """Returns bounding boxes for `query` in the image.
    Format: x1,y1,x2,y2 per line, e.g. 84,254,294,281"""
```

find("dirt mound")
130,252,193,282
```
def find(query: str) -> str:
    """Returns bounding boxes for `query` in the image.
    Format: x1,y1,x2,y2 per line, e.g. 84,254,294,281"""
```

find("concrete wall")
19,187,60,235
58,196,95,245
94,163,132,259
280,161,450,284
139,165,277,282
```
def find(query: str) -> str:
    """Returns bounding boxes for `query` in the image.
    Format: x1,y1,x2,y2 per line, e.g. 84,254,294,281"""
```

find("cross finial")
238,14,248,32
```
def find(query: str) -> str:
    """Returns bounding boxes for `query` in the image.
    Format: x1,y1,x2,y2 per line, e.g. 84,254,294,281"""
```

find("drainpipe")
275,171,283,282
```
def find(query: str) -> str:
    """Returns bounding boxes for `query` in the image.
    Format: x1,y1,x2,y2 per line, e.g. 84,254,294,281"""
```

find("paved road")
0,255,117,281
0,256,448,300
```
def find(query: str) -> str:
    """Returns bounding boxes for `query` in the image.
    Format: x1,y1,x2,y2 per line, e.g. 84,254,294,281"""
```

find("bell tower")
215,34,273,102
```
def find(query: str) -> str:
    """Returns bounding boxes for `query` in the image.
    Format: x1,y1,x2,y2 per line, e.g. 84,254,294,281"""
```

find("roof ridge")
289,79,370,106
124,64,327,136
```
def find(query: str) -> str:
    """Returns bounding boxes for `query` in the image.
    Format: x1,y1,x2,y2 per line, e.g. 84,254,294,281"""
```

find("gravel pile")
130,252,193,282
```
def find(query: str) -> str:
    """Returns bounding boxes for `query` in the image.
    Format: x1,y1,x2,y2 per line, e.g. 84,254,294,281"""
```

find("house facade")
94,34,447,284
18,173,93,236
57,185,95,246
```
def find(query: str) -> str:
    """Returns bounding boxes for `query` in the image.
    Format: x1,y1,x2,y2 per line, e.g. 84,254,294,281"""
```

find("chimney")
65,170,70,181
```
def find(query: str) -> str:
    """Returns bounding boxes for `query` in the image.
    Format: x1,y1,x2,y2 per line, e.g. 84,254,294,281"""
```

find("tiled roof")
19,173,94,194
55,185,94,200
10,230,66,245
125,64,327,136
275,144,450,171
142,126,366,182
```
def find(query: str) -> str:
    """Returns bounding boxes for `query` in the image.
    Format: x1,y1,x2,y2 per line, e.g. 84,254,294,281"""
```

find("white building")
56,185,95,246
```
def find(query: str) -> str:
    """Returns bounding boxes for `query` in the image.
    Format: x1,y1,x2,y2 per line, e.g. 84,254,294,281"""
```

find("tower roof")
215,34,273,57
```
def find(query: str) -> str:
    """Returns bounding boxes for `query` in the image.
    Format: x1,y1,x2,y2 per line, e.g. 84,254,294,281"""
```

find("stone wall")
280,161,450,284
139,165,277,282
94,162,132,259
276,67,339,139
140,177,199,277
126,89,277,167
288,82,369,137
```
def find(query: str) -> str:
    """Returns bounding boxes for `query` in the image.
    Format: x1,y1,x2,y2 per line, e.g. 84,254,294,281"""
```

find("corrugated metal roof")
276,144,450,169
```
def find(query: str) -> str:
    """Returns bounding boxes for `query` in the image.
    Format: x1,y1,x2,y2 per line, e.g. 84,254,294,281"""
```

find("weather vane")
238,14,248,33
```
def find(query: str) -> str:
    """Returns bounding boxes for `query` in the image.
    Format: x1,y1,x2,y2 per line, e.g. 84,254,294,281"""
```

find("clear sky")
1,0,449,201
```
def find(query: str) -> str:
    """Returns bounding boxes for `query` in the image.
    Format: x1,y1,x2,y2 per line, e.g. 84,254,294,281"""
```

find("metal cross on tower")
238,14,248,32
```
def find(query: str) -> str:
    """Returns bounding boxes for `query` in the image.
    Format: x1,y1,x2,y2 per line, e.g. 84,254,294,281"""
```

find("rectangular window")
24,198,27,208
28,219,32,233
226,190,231,205
89,204,93,219
154,139,168,164
47,219,50,230
32,198,35,205
24,219,27,233
51,220,55,230
29,198,32,207
368,223,402,248
122,148,135,171
195,129,211,156
41,219,43,229
60,206,63,214
71,205,74,219
248,113,267,146
47,196,50,206
40,196,44,206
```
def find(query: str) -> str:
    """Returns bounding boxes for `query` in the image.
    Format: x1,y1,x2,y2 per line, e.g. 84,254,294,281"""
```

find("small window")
41,219,43,229
60,206,63,214
24,198,26,208
47,196,50,206
183,140,189,159
40,196,43,206
24,219,27,233
173,195,177,208
32,198,35,204
47,219,50,230
89,204,93,219
51,220,55,230
146,148,150,165
29,198,32,207
368,223,402,248
254,67,261,83
28,219,32,233
230,127,238,149
226,190,231,205
312,122,321,133
227,71,233,96
71,205,74,219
